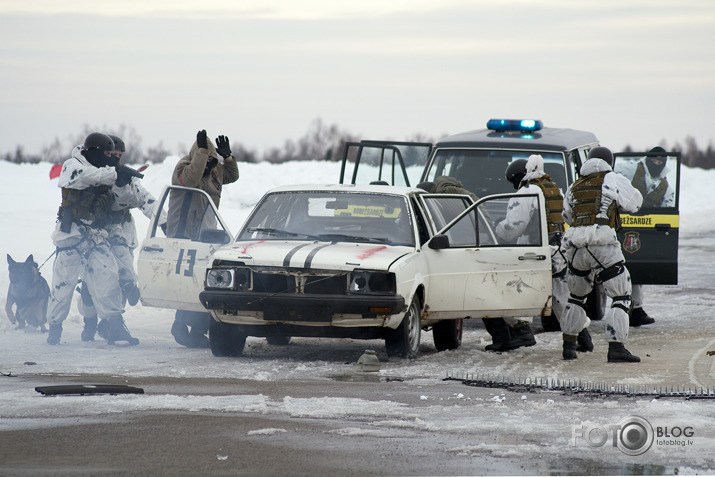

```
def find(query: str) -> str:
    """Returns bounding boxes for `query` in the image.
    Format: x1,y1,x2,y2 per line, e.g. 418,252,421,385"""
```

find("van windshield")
424,149,568,198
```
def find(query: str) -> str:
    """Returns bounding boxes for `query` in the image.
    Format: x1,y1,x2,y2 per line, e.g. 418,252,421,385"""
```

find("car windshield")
238,191,416,247
425,149,568,198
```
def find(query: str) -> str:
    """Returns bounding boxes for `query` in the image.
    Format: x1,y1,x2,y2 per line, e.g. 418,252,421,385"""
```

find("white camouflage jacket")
562,158,643,248
51,146,118,248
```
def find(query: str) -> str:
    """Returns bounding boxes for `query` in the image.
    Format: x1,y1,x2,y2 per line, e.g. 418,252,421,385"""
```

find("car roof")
265,183,419,196
434,126,599,152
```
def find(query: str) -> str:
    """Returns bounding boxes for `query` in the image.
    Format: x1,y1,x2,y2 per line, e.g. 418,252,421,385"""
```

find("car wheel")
209,318,246,357
385,296,421,359
584,283,607,321
266,335,291,346
433,318,463,351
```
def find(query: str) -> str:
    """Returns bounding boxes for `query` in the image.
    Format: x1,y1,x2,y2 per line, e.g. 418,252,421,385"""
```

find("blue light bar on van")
487,119,543,132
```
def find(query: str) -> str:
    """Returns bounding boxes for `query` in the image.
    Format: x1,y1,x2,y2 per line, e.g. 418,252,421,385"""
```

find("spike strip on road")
443,372,715,400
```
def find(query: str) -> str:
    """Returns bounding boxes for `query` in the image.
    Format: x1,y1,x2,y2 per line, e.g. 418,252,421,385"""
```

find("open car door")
420,193,552,319
339,140,432,187
613,150,680,284
137,185,234,312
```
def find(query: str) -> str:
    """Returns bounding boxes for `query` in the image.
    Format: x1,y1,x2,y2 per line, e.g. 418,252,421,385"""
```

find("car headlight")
349,270,396,294
205,268,251,290
206,269,235,289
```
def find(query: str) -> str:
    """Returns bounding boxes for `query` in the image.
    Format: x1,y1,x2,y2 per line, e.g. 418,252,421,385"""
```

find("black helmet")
108,134,125,152
587,146,613,166
505,158,528,190
83,132,115,153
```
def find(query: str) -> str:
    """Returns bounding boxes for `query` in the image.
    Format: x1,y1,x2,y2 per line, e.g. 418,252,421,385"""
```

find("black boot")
576,328,594,352
184,313,211,348
187,328,211,348
96,319,109,340
107,316,139,346
483,318,512,352
629,307,655,327
563,334,578,360
540,313,561,332
607,342,640,363
47,323,63,345
509,323,537,349
171,318,192,347
81,316,98,341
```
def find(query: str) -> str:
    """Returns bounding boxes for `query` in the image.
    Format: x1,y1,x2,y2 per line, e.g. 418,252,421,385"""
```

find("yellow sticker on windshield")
334,205,401,218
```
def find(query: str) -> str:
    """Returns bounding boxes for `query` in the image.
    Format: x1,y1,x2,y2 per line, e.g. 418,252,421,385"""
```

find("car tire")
266,335,291,346
432,318,463,351
584,283,607,321
209,318,246,357
385,296,421,359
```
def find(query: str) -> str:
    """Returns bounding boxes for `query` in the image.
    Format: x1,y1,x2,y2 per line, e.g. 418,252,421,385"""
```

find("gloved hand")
215,135,232,159
197,129,208,149
631,162,647,195
115,167,133,187
645,178,668,207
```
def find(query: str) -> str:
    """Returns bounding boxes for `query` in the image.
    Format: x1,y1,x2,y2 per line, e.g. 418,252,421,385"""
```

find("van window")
425,149,568,198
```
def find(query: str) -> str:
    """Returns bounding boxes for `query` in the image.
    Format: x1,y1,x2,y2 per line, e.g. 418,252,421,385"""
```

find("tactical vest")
570,171,621,230
527,175,565,234
59,185,118,228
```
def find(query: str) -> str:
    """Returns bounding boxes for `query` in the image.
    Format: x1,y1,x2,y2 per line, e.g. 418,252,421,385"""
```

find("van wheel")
385,296,421,359
209,319,246,357
433,319,463,351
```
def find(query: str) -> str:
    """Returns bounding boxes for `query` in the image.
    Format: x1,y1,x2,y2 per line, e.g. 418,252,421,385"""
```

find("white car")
138,184,553,359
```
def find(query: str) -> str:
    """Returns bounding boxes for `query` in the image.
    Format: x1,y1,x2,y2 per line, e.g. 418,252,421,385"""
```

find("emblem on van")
623,231,641,254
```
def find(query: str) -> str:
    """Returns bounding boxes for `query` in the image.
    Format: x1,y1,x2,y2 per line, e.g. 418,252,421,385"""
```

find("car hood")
211,240,413,271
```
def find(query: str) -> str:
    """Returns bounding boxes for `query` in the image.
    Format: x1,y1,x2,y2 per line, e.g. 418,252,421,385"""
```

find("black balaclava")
84,148,109,168
646,147,667,177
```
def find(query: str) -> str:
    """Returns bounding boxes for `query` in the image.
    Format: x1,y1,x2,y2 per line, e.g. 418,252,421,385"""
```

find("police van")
339,119,681,314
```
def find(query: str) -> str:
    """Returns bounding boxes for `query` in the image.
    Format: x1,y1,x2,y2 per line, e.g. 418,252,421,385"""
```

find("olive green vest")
570,171,621,230
527,175,565,234
60,185,127,227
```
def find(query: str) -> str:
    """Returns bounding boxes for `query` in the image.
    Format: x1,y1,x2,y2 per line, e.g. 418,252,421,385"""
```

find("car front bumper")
199,291,406,322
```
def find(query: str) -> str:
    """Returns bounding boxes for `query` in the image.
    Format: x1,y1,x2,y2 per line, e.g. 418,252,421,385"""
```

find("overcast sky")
1,0,714,157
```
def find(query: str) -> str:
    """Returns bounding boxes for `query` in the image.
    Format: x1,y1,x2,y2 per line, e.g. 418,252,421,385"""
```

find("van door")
613,150,680,284
339,140,432,187
137,185,234,311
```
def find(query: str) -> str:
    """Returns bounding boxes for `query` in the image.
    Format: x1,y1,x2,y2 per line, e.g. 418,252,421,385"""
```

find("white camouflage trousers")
46,239,124,325
561,242,631,342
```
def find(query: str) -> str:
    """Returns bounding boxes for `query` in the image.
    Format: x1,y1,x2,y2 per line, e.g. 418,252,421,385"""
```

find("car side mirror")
428,234,449,250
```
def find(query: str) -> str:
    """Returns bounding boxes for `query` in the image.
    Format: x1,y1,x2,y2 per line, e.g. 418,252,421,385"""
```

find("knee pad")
611,294,631,313
567,293,588,310
568,263,590,277
597,261,625,283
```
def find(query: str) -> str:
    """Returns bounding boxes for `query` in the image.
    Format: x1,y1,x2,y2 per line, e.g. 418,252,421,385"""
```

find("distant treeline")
2,119,714,169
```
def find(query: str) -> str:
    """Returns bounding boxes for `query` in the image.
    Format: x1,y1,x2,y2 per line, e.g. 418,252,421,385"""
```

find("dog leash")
37,250,56,271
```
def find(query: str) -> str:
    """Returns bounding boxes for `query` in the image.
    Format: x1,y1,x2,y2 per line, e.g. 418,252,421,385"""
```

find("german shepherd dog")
5,254,49,331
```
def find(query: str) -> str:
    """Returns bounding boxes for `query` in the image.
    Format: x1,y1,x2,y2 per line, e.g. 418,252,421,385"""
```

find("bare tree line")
2,118,714,168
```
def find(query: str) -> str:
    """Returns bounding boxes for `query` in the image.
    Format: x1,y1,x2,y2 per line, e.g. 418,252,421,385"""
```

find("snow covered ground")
1,157,715,473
